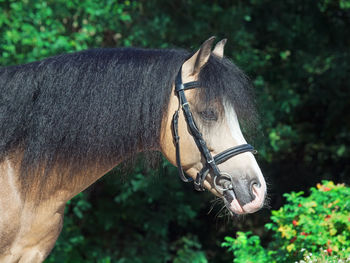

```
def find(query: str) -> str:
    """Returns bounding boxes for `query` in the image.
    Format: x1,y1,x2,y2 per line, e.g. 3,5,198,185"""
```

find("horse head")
161,37,266,215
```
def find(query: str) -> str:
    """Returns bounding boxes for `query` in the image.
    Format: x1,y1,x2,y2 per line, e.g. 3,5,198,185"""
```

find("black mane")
0,47,256,188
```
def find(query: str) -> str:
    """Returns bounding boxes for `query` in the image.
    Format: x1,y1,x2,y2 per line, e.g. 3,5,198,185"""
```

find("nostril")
250,180,261,198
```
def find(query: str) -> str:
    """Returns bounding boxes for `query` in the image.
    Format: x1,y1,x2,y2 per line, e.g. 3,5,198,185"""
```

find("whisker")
215,204,227,218
263,194,271,209
208,197,222,214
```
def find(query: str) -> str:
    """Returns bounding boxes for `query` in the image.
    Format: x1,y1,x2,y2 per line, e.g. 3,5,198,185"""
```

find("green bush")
222,181,350,262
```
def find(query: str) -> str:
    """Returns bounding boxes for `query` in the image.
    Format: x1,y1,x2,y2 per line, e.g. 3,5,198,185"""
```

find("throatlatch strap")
172,110,193,182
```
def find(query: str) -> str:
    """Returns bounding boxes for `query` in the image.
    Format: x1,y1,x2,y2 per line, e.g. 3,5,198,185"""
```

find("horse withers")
0,37,266,262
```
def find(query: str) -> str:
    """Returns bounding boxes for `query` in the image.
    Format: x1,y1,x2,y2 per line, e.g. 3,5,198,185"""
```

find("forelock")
197,55,259,138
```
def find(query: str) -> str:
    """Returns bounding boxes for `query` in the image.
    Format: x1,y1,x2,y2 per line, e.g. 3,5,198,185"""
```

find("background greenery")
0,0,349,262
222,181,350,262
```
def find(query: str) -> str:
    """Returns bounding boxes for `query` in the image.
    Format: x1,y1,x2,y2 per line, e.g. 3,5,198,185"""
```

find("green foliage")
223,181,350,262
172,235,208,263
0,0,139,65
222,232,273,263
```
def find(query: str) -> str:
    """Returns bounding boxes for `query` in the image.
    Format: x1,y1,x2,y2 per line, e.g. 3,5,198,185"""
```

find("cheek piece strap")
171,66,257,192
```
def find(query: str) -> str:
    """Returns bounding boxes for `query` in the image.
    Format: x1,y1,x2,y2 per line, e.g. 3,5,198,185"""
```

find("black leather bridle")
172,66,257,192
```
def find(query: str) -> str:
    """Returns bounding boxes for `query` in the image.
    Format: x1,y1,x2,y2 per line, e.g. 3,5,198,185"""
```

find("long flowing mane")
0,47,257,188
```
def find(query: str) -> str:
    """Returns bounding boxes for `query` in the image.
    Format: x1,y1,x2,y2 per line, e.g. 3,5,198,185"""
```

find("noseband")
172,66,257,192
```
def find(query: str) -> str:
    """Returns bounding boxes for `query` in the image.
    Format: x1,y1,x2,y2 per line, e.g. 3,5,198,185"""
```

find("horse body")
0,151,122,262
0,38,266,262
0,154,64,262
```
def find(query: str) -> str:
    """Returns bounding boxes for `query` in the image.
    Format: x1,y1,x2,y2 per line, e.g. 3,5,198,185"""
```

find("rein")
171,66,257,192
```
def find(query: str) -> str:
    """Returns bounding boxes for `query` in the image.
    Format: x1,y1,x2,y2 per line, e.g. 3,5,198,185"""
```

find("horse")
0,37,266,262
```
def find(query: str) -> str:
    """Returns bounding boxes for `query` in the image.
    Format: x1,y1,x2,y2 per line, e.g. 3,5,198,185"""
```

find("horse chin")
223,186,264,215
223,190,245,215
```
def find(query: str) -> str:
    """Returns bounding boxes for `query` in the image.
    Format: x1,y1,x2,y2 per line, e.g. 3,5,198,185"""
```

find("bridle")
172,66,257,192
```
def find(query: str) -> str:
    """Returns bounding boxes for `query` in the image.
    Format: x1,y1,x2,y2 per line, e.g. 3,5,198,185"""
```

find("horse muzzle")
215,172,266,214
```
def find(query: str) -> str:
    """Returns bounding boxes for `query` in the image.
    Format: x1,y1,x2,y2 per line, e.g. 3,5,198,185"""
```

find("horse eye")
199,108,218,121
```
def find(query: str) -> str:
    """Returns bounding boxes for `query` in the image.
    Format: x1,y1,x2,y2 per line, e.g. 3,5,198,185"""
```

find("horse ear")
182,36,216,77
212,38,227,58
